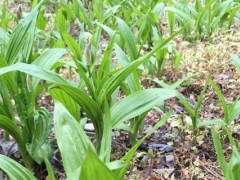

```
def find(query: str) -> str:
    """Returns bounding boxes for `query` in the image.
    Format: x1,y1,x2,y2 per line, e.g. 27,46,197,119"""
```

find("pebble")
84,123,94,131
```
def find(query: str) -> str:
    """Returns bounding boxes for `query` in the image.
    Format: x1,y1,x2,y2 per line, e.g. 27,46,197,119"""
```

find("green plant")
0,154,37,180
0,2,66,178
209,78,240,125
52,102,172,179
55,5,183,146
49,29,181,149
0,8,180,179
176,77,210,136
0,102,172,179
177,76,240,137
166,0,240,41
212,127,240,180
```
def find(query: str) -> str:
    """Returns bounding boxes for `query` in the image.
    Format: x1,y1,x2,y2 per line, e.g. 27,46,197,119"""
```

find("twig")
199,160,223,179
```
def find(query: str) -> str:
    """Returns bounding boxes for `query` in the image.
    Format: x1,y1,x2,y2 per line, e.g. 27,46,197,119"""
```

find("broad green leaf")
54,102,93,177
153,2,164,16
67,167,81,180
0,78,14,119
111,89,177,128
90,26,102,50
32,48,67,89
61,32,82,61
6,1,42,64
114,43,141,93
1,0,7,30
28,143,52,166
0,115,24,154
32,48,67,68
106,160,126,171
0,56,15,93
0,154,37,180
100,100,112,163
98,23,117,38
36,11,47,30
92,1,104,21
116,17,138,60
50,85,102,124
50,85,103,150
26,108,51,164
173,52,182,72
97,23,121,46
49,88,80,121
57,7,68,34
0,28,10,51
0,62,69,85
80,147,115,180
135,15,150,44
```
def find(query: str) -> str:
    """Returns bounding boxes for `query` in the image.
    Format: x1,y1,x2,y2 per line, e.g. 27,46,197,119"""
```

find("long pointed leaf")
111,88,177,128
6,1,42,64
0,62,69,85
0,155,37,180
32,48,67,89
116,17,138,60
0,115,24,153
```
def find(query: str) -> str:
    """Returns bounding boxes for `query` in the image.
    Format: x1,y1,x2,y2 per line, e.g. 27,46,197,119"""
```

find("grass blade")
212,128,227,176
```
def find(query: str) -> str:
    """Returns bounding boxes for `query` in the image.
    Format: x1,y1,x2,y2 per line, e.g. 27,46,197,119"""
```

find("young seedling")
176,77,209,137
209,78,240,125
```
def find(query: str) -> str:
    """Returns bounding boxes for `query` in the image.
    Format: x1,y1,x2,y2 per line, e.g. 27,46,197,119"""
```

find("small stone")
84,123,94,131
166,154,174,164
